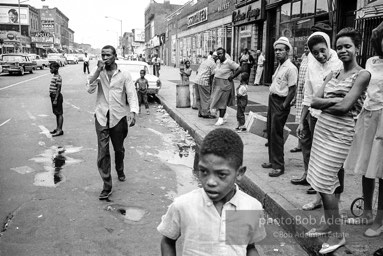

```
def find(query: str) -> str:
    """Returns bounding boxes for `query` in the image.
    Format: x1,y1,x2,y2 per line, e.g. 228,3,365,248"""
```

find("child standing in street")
236,72,249,132
49,62,64,137
135,70,150,115
158,128,266,256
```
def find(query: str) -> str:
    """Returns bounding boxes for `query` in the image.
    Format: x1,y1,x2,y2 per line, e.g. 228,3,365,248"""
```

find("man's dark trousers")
83,62,90,74
95,115,128,191
195,83,212,116
300,113,317,173
267,94,290,170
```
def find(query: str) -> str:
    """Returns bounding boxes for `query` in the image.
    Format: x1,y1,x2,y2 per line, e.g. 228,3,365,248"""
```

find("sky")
7,0,189,49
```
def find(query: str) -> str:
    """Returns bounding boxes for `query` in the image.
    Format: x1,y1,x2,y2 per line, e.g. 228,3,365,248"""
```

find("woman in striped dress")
305,28,371,254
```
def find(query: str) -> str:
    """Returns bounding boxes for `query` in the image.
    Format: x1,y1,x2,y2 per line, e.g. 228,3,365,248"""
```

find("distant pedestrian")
83,52,90,74
235,72,249,132
262,37,298,177
344,22,383,236
195,53,216,118
254,50,265,86
180,60,192,84
49,62,64,137
239,48,254,75
157,128,266,256
152,54,161,77
211,47,243,126
135,69,150,115
86,45,139,200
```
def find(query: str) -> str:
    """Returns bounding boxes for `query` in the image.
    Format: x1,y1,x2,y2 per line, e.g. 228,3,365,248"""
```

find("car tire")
19,67,24,76
30,69,33,74
40,65,44,70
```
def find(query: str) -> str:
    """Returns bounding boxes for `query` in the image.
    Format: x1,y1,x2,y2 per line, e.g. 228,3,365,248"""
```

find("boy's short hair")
50,62,60,69
200,128,244,168
241,72,249,83
140,69,146,74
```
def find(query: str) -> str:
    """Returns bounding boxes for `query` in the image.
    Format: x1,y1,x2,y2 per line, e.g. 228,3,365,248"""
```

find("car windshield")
118,64,147,74
1,55,24,62
48,54,62,58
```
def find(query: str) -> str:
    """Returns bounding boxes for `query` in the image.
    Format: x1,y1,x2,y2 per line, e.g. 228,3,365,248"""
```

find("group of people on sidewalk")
261,22,383,255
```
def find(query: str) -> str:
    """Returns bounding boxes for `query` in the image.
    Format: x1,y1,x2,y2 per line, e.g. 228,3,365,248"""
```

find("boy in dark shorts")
135,70,150,114
158,128,266,255
49,62,64,137
236,72,249,132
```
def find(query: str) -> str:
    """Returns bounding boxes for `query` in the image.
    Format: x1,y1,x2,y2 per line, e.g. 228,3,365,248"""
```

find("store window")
281,3,291,22
292,1,301,19
316,0,329,15
302,0,315,17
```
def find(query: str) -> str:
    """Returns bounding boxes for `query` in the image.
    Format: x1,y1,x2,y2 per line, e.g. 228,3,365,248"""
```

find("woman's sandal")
302,201,322,211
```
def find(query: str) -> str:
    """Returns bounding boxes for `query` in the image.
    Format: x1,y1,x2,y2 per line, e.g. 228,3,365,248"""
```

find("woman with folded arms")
305,27,371,254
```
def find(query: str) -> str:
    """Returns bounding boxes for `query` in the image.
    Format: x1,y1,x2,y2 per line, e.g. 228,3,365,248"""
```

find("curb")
155,94,353,256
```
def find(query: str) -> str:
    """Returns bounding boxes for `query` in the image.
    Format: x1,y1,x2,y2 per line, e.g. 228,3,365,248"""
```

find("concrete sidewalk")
156,65,380,256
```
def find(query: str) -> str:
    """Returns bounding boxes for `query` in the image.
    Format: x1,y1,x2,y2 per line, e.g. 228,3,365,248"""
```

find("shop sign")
0,31,20,42
218,0,231,12
152,36,160,47
187,7,208,27
31,31,54,43
41,18,55,32
232,2,261,24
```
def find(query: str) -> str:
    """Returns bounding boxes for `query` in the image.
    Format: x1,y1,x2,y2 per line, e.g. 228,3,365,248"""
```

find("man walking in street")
254,50,265,86
86,45,139,200
83,52,90,74
194,54,216,118
262,37,298,177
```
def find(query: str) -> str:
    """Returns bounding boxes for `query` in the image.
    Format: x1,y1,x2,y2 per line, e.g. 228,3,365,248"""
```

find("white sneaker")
223,113,228,123
215,118,224,126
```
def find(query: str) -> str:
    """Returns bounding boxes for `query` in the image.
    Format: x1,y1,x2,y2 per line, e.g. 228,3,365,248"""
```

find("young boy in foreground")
157,128,266,256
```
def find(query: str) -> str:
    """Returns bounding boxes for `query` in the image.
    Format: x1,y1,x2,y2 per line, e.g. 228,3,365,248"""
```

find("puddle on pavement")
29,145,83,187
105,204,148,224
147,105,200,199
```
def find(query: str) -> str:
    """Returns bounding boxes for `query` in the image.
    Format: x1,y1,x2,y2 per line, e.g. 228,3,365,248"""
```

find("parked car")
116,60,161,95
0,54,37,75
28,54,49,70
47,53,66,67
66,54,78,64
77,54,85,61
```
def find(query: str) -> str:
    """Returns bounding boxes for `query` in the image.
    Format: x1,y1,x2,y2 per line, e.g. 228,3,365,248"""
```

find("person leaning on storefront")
262,37,298,178
210,48,243,126
239,48,254,75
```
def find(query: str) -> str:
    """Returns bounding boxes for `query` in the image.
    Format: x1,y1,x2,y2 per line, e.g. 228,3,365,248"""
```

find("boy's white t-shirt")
237,84,248,96
157,186,266,256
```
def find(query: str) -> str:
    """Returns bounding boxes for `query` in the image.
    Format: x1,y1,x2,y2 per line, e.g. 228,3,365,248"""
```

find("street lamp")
105,16,122,48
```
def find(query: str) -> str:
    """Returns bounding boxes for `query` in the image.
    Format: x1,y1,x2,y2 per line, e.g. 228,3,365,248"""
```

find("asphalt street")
0,61,307,255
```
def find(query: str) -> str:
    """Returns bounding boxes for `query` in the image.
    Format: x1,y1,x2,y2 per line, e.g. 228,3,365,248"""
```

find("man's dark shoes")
261,163,272,168
99,189,112,200
307,187,316,194
118,174,126,182
50,129,57,134
201,115,216,119
265,142,268,147
52,130,64,137
269,169,284,177
291,175,309,185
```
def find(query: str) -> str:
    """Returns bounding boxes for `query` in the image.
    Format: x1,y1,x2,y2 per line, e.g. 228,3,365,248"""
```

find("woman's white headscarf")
303,32,343,117
307,31,342,71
